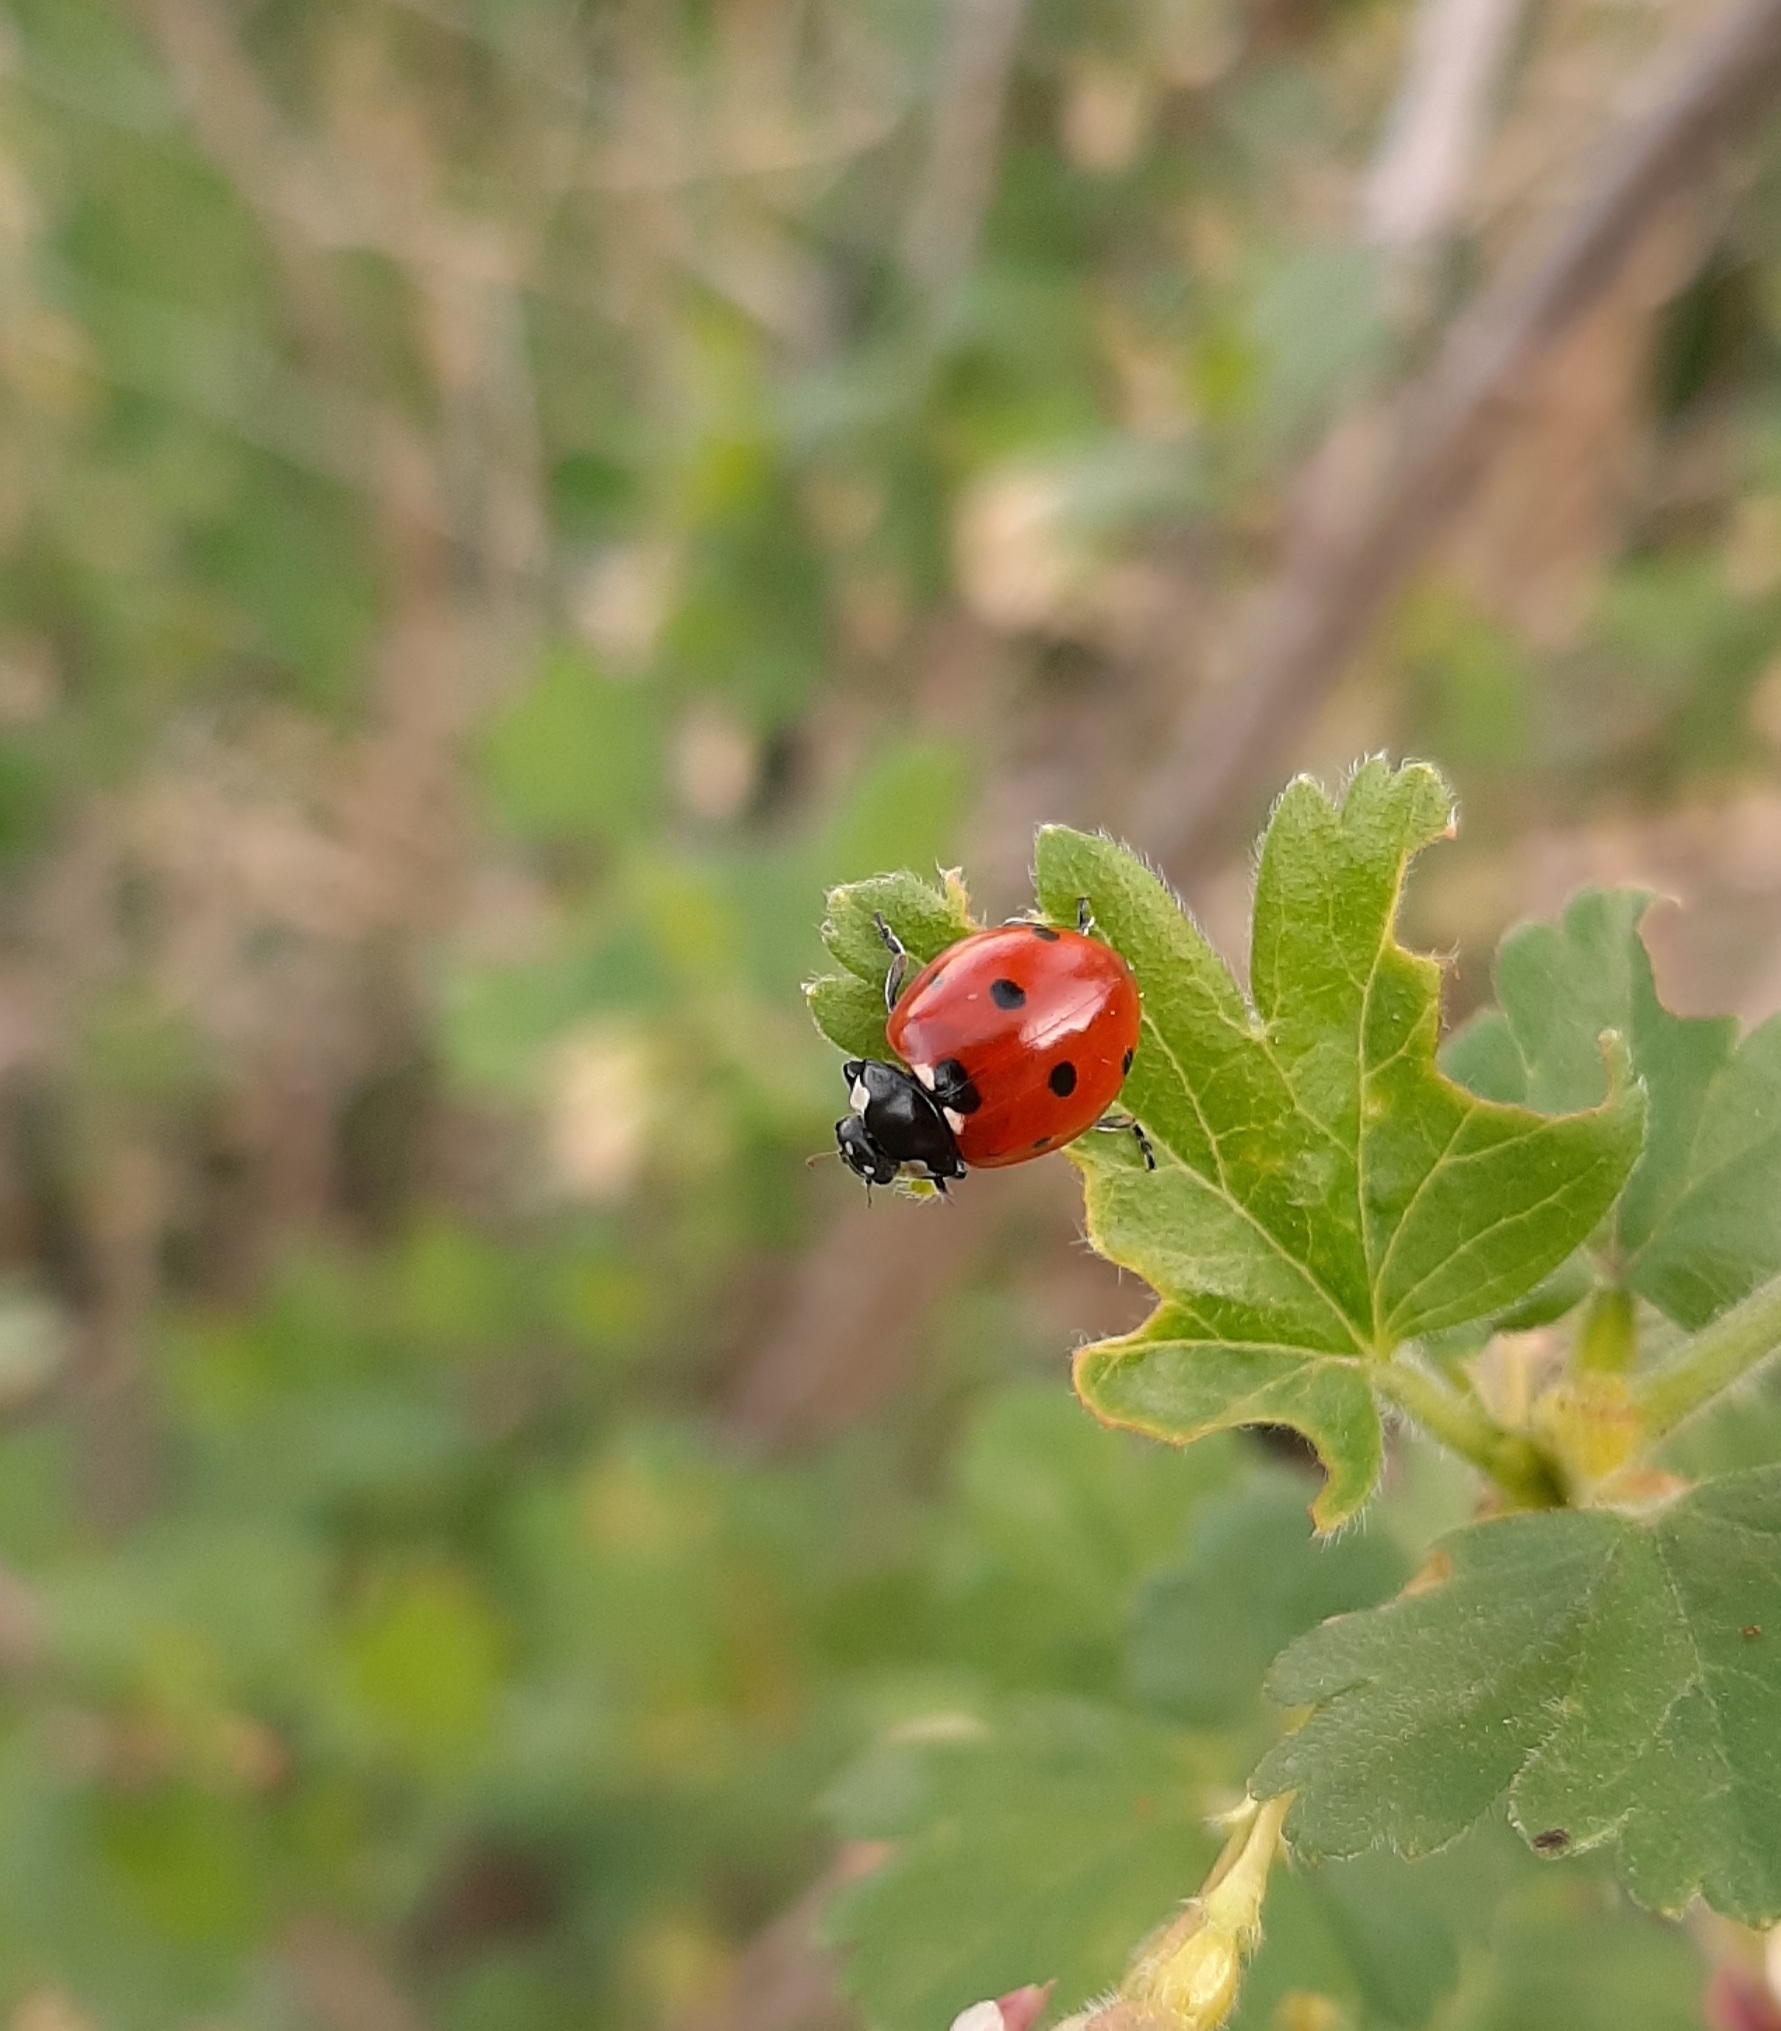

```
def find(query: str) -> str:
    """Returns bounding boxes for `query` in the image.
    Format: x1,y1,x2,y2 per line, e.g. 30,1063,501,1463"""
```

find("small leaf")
1442,887,1781,1328
1036,762,1645,1526
805,972,893,1062
806,869,976,1059
1254,1463,1781,1925
821,869,976,984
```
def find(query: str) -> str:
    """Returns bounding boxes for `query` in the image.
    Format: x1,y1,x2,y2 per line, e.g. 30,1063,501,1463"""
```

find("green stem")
1375,1359,1564,1508
1574,1284,1635,1376
1632,1271,1781,1441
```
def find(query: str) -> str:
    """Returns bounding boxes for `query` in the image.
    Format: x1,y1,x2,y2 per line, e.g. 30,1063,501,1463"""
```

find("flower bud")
949,1983,1055,2031
1128,1910,1240,2028
1116,1794,1290,2031
1705,1967,1781,2031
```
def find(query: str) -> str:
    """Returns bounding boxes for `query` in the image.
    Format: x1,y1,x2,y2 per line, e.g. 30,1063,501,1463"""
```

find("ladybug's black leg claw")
1076,896,1095,935
1095,1112,1155,1170
873,911,910,1014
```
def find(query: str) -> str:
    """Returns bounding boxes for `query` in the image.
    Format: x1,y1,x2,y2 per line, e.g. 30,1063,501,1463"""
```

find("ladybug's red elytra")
833,907,1151,1191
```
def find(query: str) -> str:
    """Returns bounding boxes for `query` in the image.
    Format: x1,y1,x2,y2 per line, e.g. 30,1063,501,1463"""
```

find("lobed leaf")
1447,888,1781,1329
1035,762,1645,1526
1254,1464,1781,1925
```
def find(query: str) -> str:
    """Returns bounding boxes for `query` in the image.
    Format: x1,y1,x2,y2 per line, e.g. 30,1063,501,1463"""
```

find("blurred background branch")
1131,0,1781,872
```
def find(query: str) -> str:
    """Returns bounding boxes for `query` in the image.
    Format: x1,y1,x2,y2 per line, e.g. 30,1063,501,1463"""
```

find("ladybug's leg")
872,912,910,1014
1076,896,1094,935
1095,1112,1155,1170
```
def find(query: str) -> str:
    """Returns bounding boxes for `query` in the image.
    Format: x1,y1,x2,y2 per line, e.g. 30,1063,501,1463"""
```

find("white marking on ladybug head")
943,1108,967,1134
850,1078,871,1115
912,1061,937,1090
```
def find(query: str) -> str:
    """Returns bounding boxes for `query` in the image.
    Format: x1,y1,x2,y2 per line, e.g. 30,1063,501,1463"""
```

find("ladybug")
834,905,1152,1190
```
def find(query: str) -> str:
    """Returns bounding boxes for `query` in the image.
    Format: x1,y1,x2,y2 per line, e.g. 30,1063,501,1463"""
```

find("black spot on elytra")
1049,1061,1077,1098
1121,1048,1134,1075
933,1058,981,1114
990,978,1026,1009
1531,1829,1571,1855
1030,923,1060,941
1032,1136,1051,1150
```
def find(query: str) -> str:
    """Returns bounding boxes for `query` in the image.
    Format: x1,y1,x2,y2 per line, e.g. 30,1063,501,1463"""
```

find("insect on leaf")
1034,761,1645,1527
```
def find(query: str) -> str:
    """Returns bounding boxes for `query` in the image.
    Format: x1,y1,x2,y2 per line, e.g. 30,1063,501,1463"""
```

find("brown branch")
1362,0,1527,254
1129,0,1781,877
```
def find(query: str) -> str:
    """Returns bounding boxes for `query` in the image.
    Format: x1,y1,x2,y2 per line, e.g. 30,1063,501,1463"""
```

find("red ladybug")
834,908,1150,1190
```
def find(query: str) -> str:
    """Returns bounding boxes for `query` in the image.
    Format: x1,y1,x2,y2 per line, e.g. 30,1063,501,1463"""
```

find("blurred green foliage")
0,0,1777,2025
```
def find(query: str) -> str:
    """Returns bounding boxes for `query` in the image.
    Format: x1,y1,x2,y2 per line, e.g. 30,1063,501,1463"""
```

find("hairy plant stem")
1575,1284,1635,1376
1376,1358,1564,1508
1632,1271,1781,1441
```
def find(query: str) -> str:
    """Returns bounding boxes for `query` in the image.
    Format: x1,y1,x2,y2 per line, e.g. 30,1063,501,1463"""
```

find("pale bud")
1127,1911,1240,2028
950,1986,1055,2031
1117,1794,1290,2031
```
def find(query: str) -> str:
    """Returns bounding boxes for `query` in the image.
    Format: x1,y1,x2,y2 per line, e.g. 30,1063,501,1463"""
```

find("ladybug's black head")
835,1058,965,1189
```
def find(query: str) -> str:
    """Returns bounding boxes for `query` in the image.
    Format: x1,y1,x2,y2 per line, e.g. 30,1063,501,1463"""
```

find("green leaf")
936,1383,1240,1697
1441,886,1781,1329
806,867,976,1060
1035,762,1645,1527
1129,1468,1411,1728
1254,1463,1781,1924
1072,1330,1384,1533
824,1698,1218,2031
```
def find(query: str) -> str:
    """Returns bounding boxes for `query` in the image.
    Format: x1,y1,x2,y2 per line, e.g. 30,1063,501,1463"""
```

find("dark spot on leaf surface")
1049,1061,1077,1097
991,978,1026,1009
1531,1829,1571,1855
